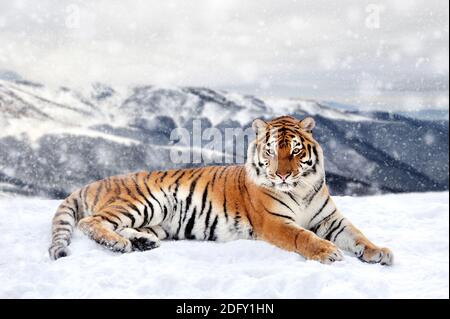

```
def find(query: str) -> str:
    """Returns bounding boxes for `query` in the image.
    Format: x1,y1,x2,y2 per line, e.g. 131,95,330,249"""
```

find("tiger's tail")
48,192,82,260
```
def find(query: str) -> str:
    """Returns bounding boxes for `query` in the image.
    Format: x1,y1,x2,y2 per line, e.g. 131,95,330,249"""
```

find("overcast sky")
0,0,448,111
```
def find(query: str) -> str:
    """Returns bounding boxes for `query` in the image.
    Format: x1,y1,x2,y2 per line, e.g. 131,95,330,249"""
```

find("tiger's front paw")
105,238,132,253
358,245,394,266
309,240,344,264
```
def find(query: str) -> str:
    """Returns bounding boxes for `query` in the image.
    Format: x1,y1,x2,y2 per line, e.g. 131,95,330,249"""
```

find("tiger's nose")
276,172,291,181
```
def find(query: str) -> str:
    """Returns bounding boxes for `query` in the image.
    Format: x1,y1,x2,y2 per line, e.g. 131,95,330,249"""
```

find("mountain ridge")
0,78,448,198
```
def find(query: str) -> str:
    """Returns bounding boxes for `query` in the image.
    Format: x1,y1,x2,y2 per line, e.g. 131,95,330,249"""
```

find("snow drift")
0,192,448,298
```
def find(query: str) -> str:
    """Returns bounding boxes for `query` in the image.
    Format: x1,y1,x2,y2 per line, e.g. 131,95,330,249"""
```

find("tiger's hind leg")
117,226,166,252
78,216,132,253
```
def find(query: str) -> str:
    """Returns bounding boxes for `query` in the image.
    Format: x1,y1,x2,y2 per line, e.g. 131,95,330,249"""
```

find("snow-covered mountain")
0,78,448,198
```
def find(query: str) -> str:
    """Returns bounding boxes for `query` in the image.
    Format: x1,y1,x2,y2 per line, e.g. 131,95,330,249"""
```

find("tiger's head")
246,115,324,192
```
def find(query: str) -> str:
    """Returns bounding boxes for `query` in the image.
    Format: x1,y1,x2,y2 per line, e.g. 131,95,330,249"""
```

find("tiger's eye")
292,148,301,155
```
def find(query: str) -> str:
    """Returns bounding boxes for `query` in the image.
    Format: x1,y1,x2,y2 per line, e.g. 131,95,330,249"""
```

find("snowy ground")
0,192,448,299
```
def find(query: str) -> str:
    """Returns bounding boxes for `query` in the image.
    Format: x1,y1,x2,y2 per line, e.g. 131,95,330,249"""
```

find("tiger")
49,115,393,265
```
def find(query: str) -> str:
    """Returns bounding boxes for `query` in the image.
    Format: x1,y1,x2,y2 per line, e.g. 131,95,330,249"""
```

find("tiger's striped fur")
49,115,393,265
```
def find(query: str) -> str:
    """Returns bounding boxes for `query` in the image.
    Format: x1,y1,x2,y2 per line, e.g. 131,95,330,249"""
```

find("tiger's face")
248,115,322,191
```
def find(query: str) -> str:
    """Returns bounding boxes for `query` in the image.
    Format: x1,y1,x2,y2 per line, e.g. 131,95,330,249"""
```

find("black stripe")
73,197,80,221
203,203,212,239
286,192,300,206
237,168,246,195
174,202,184,239
276,126,299,136
143,175,164,216
332,225,347,242
142,180,158,222
184,173,203,215
92,182,104,209
162,206,168,221
120,179,132,196
312,209,337,232
148,203,154,223
294,232,300,250
133,177,155,212
310,196,331,222
312,145,319,164
59,204,76,215
184,207,197,239
121,211,136,227
101,215,119,228
117,196,144,226
101,210,123,223
323,219,337,239
172,171,187,195
159,171,168,183
199,182,210,217
54,211,72,219
55,220,72,227
208,216,219,241
169,169,181,178
148,190,163,213
252,163,261,176
267,210,295,222
325,218,344,241
125,201,142,216
109,178,119,195
170,201,178,222
159,186,171,213
263,191,295,214
148,227,158,237
211,166,226,188
81,185,90,212
241,181,256,239
105,177,111,192
97,196,118,212
159,185,170,199
304,178,325,206
139,178,157,222
311,222,321,234
247,217,254,238
119,180,147,214
222,169,229,221
210,169,219,188
234,211,241,232
141,206,149,227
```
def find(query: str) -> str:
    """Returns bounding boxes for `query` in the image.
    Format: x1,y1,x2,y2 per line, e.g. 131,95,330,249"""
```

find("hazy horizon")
0,0,448,112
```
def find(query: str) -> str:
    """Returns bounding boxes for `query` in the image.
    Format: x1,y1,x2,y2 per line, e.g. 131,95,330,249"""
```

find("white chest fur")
273,177,327,229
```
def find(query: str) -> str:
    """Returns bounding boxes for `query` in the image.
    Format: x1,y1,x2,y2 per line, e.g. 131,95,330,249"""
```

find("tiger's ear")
252,119,268,136
299,117,315,133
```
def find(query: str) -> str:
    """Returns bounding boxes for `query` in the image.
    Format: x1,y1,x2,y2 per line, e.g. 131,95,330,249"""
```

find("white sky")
0,0,448,111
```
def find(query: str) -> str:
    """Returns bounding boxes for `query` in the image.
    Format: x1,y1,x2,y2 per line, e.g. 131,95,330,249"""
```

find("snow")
264,98,375,122
0,192,448,298
0,79,377,141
